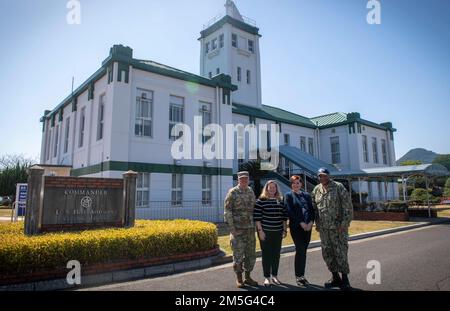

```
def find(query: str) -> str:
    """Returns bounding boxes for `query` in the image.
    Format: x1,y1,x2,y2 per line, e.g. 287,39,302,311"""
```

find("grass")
218,220,416,255
0,209,13,218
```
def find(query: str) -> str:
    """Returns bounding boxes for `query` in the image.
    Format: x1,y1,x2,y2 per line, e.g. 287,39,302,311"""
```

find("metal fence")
136,200,224,223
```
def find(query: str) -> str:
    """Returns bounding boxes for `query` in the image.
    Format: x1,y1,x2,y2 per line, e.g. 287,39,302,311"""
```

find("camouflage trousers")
230,228,256,273
319,228,350,274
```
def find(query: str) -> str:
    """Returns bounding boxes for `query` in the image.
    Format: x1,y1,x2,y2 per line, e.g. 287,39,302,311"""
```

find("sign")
40,177,125,232
14,183,28,219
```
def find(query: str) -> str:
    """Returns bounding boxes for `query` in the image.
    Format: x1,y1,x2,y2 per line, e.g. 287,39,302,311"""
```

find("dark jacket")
284,190,315,229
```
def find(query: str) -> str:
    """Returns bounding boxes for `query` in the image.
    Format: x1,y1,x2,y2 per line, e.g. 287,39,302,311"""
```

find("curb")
2,218,448,291
211,218,450,266
0,253,224,292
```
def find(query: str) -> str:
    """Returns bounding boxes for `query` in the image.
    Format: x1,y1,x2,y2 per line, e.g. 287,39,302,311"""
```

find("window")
246,70,251,84
209,72,212,79
136,173,150,208
78,107,86,148
219,34,224,48
362,135,369,163
377,182,383,200
216,68,220,75
330,136,340,164
135,89,153,138
237,67,241,82
169,95,184,140
202,175,212,205
372,137,379,164
53,125,59,158
232,33,237,48
205,42,210,54
97,94,105,140
300,137,306,152
308,138,314,156
283,133,290,146
212,38,217,50
199,102,212,143
171,174,183,206
248,40,254,53
46,127,51,160
64,118,70,154
381,139,388,165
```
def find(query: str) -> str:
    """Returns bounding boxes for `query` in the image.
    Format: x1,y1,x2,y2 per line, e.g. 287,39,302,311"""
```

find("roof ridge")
135,58,209,80
262,105,312,120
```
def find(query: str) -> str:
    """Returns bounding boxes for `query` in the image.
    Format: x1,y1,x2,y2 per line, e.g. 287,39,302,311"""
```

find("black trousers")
290,226,312,277
259,230,283,278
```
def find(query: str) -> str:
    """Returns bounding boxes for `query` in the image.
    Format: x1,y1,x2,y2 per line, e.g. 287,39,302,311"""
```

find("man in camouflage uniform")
312,168,353,290
224,171,258,288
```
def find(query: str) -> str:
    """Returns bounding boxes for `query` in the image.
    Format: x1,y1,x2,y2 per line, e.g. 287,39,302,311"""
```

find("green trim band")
71,161,234,177
200,15,261,39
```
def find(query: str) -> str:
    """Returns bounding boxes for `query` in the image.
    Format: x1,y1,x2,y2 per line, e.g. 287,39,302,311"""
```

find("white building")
39,1,398,221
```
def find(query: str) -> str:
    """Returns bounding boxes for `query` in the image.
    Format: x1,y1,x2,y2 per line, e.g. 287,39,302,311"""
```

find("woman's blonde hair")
259,180,283,201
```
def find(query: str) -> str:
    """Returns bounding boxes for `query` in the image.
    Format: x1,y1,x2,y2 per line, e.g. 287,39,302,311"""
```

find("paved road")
80,223,450,291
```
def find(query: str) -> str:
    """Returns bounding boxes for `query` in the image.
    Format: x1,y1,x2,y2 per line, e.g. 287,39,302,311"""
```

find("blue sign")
16,184,27,217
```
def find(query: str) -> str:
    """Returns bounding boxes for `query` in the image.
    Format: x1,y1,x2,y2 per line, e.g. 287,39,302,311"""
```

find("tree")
445,178,450,197
0,154,36,197
432,154,450,171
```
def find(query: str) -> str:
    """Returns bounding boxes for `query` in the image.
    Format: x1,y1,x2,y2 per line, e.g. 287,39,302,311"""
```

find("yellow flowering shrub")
0,220,218,275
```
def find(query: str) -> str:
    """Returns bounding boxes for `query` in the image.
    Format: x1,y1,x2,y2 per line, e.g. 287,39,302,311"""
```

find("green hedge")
409,188,441,205
0,220,218,275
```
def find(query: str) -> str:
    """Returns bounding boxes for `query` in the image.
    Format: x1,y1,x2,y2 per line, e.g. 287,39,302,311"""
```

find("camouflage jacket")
224,186,256,230
311,181,353,230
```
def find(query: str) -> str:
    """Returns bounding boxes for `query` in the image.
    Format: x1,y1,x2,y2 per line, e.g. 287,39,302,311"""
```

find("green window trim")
71,161,234,177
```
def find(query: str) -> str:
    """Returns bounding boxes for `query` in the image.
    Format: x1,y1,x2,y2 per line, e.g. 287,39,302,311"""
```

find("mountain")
397,148,439,165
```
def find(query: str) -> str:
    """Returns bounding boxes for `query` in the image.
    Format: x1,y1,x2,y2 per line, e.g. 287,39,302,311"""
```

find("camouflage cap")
237,171,249,179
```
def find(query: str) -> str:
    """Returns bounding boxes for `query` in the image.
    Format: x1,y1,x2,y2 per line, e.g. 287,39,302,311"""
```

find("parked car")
0,196,13,206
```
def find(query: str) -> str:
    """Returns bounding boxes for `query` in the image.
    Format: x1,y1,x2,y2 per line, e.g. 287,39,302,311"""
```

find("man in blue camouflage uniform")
224,171,258,288
312,168,353,290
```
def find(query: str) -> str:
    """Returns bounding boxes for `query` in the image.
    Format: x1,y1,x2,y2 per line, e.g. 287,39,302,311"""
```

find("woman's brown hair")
259,180,283,201
290,175,304,188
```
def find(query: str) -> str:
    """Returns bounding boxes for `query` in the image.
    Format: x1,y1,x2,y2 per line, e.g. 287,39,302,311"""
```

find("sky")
0,0,449,162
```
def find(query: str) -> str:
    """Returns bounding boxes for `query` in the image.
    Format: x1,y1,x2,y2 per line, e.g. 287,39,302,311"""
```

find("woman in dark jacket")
284,175,315,286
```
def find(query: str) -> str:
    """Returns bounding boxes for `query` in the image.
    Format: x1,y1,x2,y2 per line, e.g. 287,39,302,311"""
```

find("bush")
409,188,441,205
0,220,218,275
383,201,408,212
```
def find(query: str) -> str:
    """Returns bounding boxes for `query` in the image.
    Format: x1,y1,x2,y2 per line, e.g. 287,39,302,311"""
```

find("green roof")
232,103,317,129
42,45,236,122
310,112,348,127
311,112,396,132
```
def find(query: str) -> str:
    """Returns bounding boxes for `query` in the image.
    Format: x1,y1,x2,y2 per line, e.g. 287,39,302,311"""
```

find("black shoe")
296,276,310,286
341,274,351,291
324,273,342,288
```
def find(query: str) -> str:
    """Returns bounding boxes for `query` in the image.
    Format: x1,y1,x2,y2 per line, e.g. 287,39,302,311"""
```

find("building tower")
199,0,262,108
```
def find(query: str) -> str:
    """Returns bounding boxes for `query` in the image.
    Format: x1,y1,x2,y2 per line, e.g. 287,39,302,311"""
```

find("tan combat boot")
244,271,258,286
236,272,245,288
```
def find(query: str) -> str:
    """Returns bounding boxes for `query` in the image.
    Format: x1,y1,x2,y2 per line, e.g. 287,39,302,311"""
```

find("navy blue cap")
318,168,330,176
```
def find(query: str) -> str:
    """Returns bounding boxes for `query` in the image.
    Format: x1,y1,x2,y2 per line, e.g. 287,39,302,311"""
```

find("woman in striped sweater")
254,180,288,286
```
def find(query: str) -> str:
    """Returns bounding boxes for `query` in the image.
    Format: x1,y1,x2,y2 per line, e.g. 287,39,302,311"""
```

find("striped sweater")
253,198,288,232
